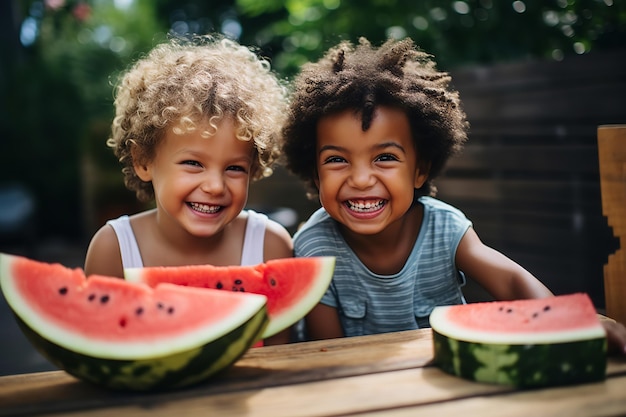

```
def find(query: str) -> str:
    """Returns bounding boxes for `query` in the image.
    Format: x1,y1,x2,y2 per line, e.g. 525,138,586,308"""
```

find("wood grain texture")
0,330,434,416
2,329,626,417
598,125,626,326
356,375,626,417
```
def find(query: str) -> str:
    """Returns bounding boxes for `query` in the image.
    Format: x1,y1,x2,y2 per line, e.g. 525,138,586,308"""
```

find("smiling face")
134,117,254,238
315,106,428,236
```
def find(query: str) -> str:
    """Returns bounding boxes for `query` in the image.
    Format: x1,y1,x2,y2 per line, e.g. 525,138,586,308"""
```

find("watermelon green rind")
429,295,608,388
432,329,607,388
0,253,268,360
14,306,268,391
0,252,272,391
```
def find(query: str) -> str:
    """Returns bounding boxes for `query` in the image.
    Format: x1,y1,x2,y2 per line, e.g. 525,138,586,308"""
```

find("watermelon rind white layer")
429,304,606,345
262,256,336,338
0,253,268,360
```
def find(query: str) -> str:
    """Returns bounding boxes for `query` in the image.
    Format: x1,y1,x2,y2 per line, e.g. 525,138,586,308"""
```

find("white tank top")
106,210,268,268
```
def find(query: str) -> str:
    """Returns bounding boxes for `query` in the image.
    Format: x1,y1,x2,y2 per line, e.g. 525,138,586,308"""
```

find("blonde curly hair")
108,34,288,202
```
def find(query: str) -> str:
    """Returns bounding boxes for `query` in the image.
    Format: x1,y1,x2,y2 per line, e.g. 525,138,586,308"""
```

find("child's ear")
133,163,152,182
131,148,152,182
414,164,430,189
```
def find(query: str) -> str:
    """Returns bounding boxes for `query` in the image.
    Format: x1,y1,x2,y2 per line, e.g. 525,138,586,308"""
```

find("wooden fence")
437,48,626,305
248,48,626,308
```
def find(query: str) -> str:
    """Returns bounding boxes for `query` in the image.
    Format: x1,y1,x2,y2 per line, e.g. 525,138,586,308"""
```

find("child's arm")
454,227,553,300
84,225,125,278
262,218,295,262
602,319,626,355
305,303,344,340
456,227,626,355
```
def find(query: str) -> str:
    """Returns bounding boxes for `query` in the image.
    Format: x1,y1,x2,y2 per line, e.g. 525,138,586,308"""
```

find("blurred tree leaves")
1,0,624,240
235,0,626,74
1,0,164,238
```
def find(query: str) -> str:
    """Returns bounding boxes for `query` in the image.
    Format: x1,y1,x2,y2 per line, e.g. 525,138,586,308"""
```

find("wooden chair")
598,125,626,325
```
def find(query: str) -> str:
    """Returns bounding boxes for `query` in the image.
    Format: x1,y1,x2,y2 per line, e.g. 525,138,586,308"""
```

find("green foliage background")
0,0,624,240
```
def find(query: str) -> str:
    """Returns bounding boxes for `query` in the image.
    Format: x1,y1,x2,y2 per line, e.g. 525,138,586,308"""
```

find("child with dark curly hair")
283,37,626,352
84,34,293,344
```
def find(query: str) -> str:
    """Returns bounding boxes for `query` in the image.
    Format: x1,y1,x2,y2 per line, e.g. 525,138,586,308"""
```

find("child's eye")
226,165,248,173
182,160,202,167
322,156,346,164
376,153,399,162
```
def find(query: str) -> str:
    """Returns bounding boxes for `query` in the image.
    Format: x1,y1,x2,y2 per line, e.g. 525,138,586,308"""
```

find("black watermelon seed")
216,282,223,289
234,279,242,285
157,302,164,309
135,307,144,315
239,288,245,292
58,287,68,295
100,295,110,304
167,307,174,314
270,278,277,287
88,294,96,301
544,305,551,311
506,308,513,313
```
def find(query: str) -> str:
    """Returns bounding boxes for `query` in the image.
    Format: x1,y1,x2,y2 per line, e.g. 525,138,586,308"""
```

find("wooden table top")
1,329,625,417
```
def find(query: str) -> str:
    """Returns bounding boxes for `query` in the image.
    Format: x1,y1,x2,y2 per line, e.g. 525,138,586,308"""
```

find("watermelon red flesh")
0,253,268,360
429,293,607,388
124,256,336,338
430,293,606,344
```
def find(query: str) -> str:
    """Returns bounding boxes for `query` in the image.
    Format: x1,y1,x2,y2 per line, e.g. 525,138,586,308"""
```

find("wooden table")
1,329,625,417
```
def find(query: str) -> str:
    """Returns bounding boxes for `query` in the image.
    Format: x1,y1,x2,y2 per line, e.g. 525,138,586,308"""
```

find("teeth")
347,200,385,212
189,202,221,214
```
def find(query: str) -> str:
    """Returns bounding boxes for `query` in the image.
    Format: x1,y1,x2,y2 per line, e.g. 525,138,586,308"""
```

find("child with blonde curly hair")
85,34,293,344
283,37,626,353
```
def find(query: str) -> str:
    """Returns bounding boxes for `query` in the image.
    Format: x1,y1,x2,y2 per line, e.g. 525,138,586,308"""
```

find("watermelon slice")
0,253,268,391
124,256,335,339
429,293,607,388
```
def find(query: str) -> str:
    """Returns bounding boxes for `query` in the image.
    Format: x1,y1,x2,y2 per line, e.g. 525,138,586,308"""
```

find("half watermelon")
125,256,335,338
429,293,607,388
0,253,268,391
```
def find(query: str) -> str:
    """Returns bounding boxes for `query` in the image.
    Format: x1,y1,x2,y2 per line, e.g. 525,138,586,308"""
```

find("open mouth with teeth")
188,202,222,214
345,199,386,213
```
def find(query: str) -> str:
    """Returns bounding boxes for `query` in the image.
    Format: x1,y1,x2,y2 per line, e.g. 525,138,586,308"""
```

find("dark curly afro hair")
282,37,469,198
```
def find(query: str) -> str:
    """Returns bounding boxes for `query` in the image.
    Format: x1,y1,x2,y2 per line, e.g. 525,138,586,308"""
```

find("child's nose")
349,164,375,189
200,171,225,195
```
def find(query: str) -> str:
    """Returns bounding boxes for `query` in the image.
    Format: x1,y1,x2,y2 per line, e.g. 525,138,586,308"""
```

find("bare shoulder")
263,218,294,261
84,224,124,278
